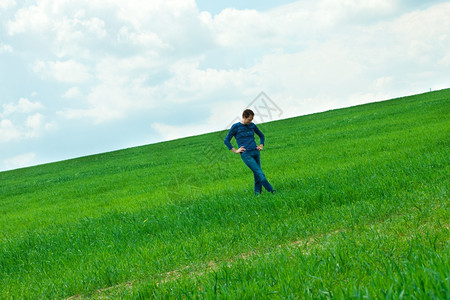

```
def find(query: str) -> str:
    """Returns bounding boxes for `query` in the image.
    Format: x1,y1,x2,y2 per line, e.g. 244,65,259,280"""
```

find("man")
224,109,275,195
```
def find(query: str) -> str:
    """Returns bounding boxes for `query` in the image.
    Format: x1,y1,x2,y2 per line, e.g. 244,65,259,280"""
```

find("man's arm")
224,124,238,150
254,124,265,151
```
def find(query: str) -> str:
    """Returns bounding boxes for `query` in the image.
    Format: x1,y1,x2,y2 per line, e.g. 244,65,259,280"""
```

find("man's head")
242,109,254,125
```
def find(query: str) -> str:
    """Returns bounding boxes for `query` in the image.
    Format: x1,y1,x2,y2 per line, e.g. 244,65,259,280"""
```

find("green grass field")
0,89,449,299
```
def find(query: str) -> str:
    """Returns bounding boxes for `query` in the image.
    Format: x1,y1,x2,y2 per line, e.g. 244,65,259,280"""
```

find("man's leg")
253,151,263,194
242,151,273,193
253,151,274,192
254,172,262,195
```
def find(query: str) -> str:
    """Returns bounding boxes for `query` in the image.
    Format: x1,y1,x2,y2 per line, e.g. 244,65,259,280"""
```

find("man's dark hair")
242,109,255,118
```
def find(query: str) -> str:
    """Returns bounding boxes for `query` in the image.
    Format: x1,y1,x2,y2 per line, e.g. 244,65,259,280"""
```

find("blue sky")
1,0,449,172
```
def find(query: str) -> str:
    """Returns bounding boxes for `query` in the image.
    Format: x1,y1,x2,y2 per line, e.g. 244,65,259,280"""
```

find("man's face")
242,115,254,125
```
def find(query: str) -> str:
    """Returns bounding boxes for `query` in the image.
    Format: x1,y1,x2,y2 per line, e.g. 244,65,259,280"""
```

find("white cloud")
59,0,450,124
57,54,162,123
82,17,107,38
0,98,56,142
4,0,214,124
205,0,397,49
160,60,253,103
0,43,13,53
6,0,206,57
113,0,197,28
0,119,21,142
0,0,15,10
2,153,38,171
6,0,104,35
209,8,269,47
374,77,393,90
25,113,57,138
33,60,92,83
315,0,396,25
62,87,83,99
440,52,450,67
0,115,57,142
112,0,212,56
185,0,450,121
389,3,450,66
7,3,50,35
1,98,43,117
6,0,108,59
58,85,130,123
117,26,169,49
52,16,107,48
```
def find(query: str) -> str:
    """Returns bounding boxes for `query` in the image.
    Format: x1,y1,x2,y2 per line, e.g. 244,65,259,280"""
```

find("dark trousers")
241,149,274,195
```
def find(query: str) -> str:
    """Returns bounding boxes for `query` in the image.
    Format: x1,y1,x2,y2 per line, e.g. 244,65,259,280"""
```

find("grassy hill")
0,89,449,299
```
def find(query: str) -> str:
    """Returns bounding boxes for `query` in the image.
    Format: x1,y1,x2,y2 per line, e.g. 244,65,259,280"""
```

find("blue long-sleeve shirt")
224,122,265,151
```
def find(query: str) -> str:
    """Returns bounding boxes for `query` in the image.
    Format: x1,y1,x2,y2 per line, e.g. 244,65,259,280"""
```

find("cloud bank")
0,0,449,171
